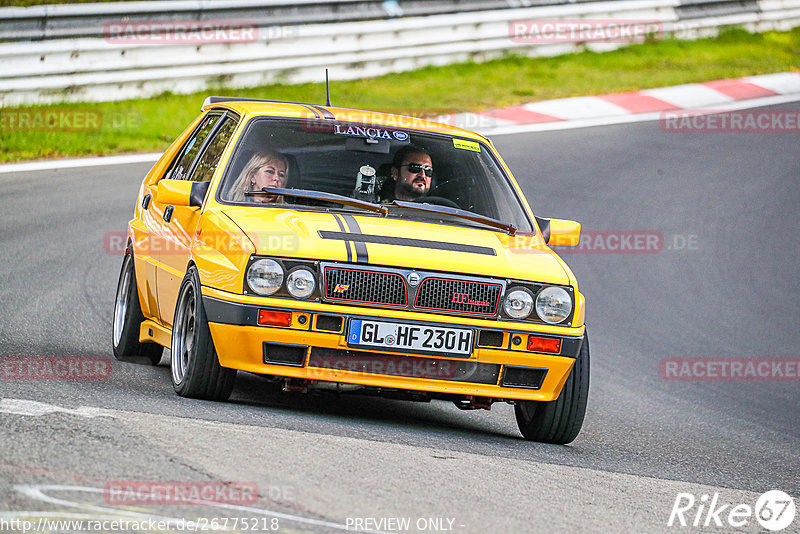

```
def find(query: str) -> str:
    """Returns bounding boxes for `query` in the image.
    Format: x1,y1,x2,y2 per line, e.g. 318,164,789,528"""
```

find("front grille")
308,348,500,384
415,278,501,316
324,267,406,306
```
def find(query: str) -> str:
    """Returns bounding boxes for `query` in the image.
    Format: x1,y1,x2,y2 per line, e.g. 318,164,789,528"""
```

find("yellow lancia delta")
112,97,589,443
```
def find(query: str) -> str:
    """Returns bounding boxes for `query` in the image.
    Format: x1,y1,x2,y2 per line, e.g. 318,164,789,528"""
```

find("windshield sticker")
453,139,481,152
333,124,408,141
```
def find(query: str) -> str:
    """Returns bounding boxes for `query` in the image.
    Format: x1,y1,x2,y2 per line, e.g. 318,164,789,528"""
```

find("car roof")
201,97,490,143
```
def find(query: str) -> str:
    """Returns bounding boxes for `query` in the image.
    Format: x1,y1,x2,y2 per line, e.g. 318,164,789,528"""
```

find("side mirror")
156,179,209,207
536,216,581,246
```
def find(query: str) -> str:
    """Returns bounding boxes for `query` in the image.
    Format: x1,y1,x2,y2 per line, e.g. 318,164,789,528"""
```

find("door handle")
163,205,174,222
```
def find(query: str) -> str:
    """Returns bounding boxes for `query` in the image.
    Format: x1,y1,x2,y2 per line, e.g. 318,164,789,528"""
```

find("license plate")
347,319,473,356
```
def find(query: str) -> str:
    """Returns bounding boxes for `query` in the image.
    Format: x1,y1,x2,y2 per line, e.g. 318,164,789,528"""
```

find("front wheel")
515,332,590,444
171,266,236,400
112,253,163,365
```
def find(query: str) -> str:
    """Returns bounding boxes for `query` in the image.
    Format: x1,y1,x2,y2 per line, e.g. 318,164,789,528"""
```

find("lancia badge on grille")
452,292,491,307
407,272,421,286
333,284,350,293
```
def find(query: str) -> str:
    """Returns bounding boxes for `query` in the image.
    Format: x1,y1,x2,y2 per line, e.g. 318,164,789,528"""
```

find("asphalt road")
0,102,798,534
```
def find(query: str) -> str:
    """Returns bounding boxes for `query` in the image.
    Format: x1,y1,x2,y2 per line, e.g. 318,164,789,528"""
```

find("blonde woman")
229,150,290,203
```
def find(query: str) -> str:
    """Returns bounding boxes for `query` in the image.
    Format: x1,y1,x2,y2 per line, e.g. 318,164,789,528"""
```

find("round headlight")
247,259,284,296
286,268,316,299
503,289,534,319
535,287,573,324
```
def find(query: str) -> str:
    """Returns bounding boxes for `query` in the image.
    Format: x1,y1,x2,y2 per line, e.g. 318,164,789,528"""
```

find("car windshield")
218,117,533,232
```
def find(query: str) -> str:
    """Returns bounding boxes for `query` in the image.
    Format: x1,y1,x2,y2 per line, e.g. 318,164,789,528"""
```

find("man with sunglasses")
382,145,434,202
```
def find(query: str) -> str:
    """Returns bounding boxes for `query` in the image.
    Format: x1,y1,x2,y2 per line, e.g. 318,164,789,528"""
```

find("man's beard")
396,178,428,199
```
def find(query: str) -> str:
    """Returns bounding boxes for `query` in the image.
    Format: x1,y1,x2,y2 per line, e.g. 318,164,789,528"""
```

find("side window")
189,116,238,183
164,112,222,181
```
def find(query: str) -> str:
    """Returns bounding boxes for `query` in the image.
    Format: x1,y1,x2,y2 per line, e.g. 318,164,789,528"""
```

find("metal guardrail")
0,0,556,41
0,0,798,106
676,0,761,19
0,0,780,42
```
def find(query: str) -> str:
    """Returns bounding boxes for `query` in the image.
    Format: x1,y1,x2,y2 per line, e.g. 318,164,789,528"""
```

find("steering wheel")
415,196,460,208
428,176,466,195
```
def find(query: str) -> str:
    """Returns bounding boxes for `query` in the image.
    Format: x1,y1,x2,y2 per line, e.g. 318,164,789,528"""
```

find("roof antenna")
325,68,332,107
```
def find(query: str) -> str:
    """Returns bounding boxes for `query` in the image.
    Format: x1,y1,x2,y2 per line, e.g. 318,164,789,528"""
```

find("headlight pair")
503,286,572,324
247,259,316,299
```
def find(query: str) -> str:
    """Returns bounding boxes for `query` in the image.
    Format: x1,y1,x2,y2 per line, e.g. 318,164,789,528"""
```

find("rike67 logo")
668,490,796,531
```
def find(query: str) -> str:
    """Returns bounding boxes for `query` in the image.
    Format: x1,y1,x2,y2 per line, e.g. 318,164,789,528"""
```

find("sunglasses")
401,163,434,177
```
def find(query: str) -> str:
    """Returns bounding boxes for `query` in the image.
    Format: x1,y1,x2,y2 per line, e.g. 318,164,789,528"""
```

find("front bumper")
202,287,584,402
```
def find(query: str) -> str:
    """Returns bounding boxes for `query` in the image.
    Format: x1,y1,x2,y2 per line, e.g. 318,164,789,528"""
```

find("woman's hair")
228,149,290,202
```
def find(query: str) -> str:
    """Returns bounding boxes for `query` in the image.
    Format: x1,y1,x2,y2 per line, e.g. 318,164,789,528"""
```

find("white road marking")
0,398,115,418
0,403,777,533
3,484,386,533
8,485,236,531
0,153,160,174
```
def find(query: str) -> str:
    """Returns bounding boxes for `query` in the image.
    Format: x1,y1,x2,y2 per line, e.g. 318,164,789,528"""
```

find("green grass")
0,27,798,163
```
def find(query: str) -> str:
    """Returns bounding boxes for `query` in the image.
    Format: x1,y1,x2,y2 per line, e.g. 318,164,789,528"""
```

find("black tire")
515,332,590,444
112,253,163,365
170,266,236,400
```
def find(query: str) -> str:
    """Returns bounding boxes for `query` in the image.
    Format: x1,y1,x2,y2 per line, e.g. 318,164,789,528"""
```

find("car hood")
221,207,573,285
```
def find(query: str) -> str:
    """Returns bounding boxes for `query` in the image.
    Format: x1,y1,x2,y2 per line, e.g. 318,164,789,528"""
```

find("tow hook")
283,378,309,393
453,396,494,411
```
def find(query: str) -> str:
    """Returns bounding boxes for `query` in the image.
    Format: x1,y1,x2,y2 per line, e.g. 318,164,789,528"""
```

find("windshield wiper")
246,187,388,215
390,200,517,235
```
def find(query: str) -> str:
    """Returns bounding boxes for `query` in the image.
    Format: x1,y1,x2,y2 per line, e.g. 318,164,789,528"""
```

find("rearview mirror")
536,217,581,246
156,179,209,207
